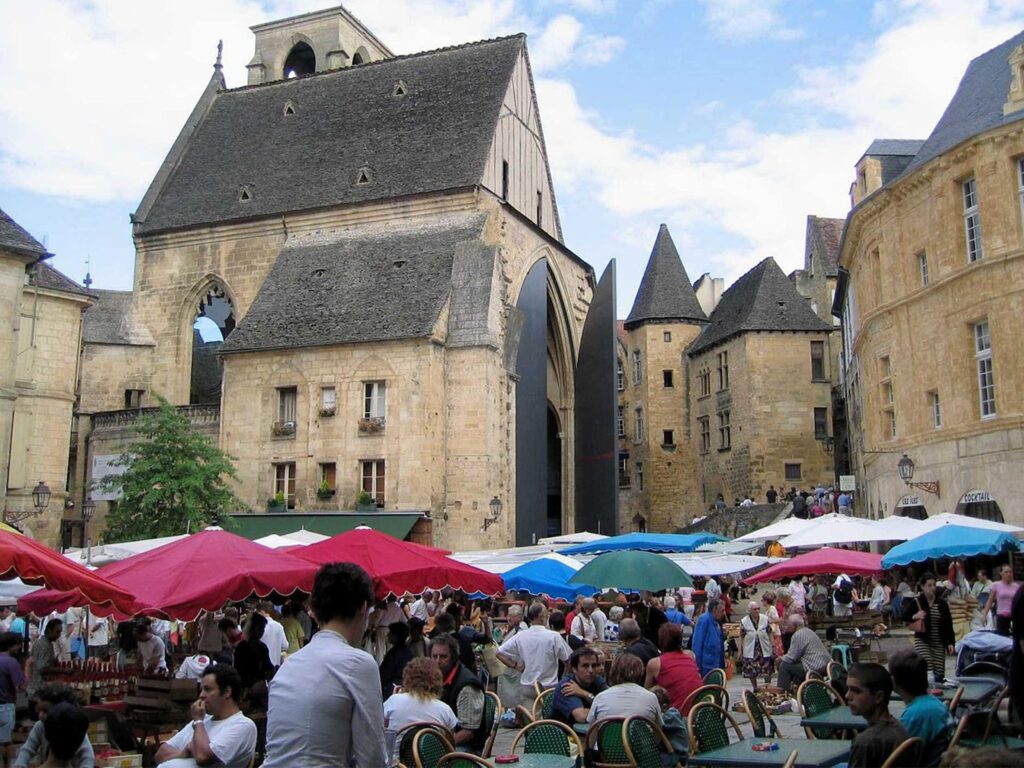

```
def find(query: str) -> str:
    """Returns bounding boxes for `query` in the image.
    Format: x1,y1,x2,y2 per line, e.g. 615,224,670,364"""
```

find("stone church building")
75,5,619,551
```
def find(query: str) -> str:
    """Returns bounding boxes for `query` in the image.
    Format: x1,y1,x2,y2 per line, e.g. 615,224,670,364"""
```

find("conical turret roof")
624,224,706,329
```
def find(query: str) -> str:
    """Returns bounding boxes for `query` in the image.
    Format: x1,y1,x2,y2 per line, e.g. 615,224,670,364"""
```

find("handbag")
907,598,925,633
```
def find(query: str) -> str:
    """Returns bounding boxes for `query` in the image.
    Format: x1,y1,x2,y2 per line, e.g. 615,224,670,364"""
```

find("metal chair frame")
702,668,727,688
686,701,743,755
879,736,923,768
412,728,456,768
741,689,780,739
510,718,584,757
796,678,844,739
532,687,556,721
623,715,680,768
680,684,730,714
584,716,632,768
481,690,502,758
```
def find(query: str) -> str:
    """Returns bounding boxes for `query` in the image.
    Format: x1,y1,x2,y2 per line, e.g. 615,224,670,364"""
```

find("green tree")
100,397,242,541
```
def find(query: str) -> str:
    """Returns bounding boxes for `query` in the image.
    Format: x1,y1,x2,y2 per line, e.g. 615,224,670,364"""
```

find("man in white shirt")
497,602,571,709
407,591,431,623
263,563,388,767
258,602,288,667
155,664,257,768
704,577,722,602
86,612,110,661
134,620,168,673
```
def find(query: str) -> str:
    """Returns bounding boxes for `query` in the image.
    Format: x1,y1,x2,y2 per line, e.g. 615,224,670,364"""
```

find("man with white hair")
775,615,830,692
663,596,691,627
604,606,624,642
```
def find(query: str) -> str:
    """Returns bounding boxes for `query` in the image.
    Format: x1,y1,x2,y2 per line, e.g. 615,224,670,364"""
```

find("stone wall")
0,253,28,508
680,502,789,540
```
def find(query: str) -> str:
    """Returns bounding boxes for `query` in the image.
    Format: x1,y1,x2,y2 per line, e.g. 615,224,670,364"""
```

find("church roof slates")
0,207,46,258
687,257,831,356
624,224,706,329
135,36,524,235
219,213,488,354
28,262,94,298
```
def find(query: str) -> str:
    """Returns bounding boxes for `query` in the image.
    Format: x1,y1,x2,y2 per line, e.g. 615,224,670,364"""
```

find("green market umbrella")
568,550,693,591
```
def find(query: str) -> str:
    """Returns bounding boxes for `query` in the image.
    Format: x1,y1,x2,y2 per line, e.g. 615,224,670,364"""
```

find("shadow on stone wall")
677,502,791,540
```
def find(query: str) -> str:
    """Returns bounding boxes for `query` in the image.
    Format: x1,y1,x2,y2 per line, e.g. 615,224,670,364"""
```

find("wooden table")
800,705,867,735
687,738,850,767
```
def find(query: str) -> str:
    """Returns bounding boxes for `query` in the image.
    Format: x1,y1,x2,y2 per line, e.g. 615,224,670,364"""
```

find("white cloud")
698,0,803,41
545,0,618,13
535,0,1024,287
530,13,625,72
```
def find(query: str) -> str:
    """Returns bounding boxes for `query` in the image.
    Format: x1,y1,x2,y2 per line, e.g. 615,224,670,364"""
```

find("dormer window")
238,184,255,202
283,100,298,116
1004,43,1024,116
392,80,408,97
355,166,372,185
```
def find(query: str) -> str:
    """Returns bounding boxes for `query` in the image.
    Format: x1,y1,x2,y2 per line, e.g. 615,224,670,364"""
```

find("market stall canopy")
254,534,303,549
292,527,503,599
665,553,777,576
914,513,1024,536
0,531,136,614
735,516,810,542
501,554,596,601
744,547,884,584
281,529,329,545
64,534,190,567
872,515,929,540
569,550,693,590
0,578,39,606
537,531,606,546
19,529,318,620
779,513,914,548
881,525,1023,568
558,532,723,556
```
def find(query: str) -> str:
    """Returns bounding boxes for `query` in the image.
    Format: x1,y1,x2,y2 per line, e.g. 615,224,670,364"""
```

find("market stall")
880,524,1023,567
557,531,723,555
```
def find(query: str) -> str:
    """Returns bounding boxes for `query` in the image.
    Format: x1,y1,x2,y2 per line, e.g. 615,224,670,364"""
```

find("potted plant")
355,489,377,511
267,491,287,512
316,479,335,500
358,417,385,434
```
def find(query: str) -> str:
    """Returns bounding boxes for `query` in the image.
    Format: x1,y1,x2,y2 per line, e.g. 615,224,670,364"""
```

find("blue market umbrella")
881,525,1022,568
558,532,724,556
501,555,597,601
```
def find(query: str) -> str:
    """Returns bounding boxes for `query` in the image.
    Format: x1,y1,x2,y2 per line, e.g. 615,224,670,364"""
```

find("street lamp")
81,496,95,566
482,495,503,532
31,481,51,513
897,454,940,497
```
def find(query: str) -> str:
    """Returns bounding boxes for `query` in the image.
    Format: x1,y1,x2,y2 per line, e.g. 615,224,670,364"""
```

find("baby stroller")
955,629,1012,687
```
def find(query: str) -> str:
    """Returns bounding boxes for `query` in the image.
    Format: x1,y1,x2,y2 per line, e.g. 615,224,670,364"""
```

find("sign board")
897,495,922,508
90,454,124,501
839,475,856,492
960,489,992,504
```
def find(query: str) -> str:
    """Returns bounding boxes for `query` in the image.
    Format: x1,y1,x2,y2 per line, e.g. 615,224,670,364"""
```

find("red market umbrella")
0,531,136,614
292,527,503,599
19,529,318,621
743,547,883,584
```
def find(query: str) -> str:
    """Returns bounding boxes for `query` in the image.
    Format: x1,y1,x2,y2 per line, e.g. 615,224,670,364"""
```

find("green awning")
228,512,425,541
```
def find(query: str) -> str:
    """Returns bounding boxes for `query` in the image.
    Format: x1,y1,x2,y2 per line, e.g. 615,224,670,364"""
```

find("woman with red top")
644,623,703,715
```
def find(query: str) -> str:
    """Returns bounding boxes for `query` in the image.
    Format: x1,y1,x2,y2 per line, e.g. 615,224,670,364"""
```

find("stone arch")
179,276,238,406
351,45,370,65
283,37,317,78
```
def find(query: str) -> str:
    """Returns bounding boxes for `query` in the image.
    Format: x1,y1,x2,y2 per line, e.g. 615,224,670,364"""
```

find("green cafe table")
508,756,577,768
687,737,850,768
799,705,868,735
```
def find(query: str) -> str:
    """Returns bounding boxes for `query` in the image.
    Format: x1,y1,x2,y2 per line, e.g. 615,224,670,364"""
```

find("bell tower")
246,5,393,85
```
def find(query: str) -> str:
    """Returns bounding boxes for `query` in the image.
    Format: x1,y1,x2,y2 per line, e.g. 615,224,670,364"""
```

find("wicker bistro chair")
412,728,456,768
437,755,495,768
624,715,680,768
702,668,726,688
826,661,845,686
584,716,631,767
533,687,556,721
511,719,583,758
680,684,729,715
686,702,743,755
781,750,799,768
947,686,965,714
481,691,501,758
797,679,844,739
397,723,455,768
742,689,780,739
880,737,923,768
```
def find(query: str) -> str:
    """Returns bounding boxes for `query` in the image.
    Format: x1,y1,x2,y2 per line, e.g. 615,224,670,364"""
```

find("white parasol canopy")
253,534,302,549
779,513,899,548
914,513,1024,535
281,529,330,545
63,534,189,567
735,516,811,542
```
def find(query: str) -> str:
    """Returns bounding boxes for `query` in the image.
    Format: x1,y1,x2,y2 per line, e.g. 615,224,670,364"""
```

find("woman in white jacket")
740,601,773,689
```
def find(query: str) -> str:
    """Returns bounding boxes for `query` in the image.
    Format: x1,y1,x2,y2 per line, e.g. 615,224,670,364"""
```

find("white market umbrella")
873,515,929,540
663,553,773,576
735,516,811,542
254,534,302,549
64,534,189,567
779,514,892,548
282,529,329,545
537,531,607,546
915,513,1024,536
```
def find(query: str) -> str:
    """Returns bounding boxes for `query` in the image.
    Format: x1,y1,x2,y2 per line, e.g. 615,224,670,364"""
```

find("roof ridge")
222,33,526,94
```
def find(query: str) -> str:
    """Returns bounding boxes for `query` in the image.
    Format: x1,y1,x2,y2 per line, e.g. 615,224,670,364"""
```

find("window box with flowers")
319,406,336,418
358,417,385,434
272,420,296,437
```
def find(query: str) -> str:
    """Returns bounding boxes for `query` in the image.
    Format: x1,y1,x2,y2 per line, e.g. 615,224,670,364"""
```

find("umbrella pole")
84,606,90,662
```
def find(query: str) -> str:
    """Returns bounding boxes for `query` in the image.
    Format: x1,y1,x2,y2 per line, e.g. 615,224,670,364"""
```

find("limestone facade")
837,33,1024,524
0,254,29,507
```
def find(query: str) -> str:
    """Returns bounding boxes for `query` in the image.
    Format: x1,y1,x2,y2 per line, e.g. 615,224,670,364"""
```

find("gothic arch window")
284,42,316,79
190,283,236,405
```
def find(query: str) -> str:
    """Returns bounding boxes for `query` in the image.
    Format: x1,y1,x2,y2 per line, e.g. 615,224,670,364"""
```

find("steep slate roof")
83,290,154,346
28,262,94,298
901,29,1024,177
624,224,706,329
861,139,925,158
805,215,844,278
136,36,524,235
687,257,831,357
220,213,487,354
0,207,45,257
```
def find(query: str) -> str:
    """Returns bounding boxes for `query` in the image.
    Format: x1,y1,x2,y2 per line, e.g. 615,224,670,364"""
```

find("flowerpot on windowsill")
356,502,378,512
319,407,336,418
316,490,336,501
267,503,287,513
358,417,385,434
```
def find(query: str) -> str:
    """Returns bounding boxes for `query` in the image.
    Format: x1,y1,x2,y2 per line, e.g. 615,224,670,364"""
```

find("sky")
2,0,1024,316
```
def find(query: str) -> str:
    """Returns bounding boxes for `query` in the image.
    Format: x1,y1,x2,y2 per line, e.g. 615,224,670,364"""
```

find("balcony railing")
92,404,220,430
